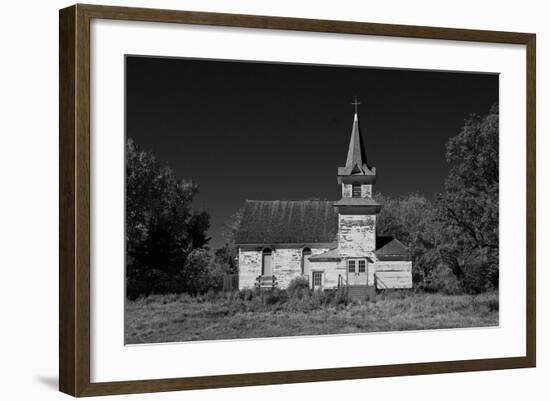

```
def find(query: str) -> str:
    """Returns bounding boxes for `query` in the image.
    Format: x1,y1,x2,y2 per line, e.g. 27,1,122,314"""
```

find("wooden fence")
223,274,239,292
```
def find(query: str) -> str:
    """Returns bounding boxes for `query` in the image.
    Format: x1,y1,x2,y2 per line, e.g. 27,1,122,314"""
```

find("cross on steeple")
351,96,361,114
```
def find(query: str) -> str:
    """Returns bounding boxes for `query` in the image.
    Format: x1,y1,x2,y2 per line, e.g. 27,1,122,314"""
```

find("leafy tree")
182,248,216,294
375,193,439,287
374,102,498,294
126,138,211,298
436,103,499,293
211,208,244,276
220,207,244,245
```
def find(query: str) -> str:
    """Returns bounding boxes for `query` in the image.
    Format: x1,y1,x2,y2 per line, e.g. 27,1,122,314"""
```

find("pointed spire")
344,111,370,172
337,98,375,180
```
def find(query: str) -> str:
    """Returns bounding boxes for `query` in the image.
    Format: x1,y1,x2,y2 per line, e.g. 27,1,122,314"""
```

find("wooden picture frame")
59,3,536,397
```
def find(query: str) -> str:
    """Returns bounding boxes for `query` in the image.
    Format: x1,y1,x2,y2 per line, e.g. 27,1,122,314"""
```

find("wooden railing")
337,274,348,288
255,275,278,290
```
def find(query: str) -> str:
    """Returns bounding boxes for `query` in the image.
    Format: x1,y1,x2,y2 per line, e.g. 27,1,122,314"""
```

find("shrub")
426,264,462,295
264,289,288,305
227,298,245,315
286,277,310,298
245,295,265,312
203,289,218,303
238,288,257,301
309,289,328,309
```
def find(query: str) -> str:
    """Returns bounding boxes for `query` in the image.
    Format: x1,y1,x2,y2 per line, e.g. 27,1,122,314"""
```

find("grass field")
125,290,499,344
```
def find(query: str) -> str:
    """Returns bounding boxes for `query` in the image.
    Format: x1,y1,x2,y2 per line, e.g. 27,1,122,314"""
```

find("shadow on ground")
35,376,58,391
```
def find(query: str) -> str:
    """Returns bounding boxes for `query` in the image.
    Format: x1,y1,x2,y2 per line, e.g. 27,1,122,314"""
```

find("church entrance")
347,259,368,285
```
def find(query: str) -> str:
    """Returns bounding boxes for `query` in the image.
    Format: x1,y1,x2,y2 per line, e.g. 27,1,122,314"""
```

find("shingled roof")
375,237,410,261
235,200,338,245
235,200,410,257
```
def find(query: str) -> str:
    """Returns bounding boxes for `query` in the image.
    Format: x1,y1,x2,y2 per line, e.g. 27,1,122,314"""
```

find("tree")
375,193,440,287
211,208,244,276
220,207,244,245
436,103,499,292
126,138,211,298
370,105,498,294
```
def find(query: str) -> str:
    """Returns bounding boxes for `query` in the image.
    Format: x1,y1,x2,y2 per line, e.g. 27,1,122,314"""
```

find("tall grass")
125,289,498,344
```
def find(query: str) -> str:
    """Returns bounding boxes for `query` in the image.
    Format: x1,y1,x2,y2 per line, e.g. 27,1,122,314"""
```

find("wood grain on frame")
59,3,536,397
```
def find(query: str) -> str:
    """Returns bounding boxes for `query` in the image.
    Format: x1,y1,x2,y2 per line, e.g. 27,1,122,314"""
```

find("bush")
238,288,257,301
426,264,462,295
204,288,220,303
263,289,288,305
286,277,310,298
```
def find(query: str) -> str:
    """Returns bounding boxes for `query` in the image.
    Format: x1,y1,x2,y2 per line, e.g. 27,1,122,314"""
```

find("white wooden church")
234,108,413,295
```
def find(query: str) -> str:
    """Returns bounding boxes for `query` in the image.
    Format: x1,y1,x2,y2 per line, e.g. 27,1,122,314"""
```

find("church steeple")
334,102,380,215
344,112,371,174
337,106,376,184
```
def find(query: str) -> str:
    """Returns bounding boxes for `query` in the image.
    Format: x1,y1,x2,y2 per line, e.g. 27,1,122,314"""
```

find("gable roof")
375,237,410,260
235,200,410,255
235,200,338,245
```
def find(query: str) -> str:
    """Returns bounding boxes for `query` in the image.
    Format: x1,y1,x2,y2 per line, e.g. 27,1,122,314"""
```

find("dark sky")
126,56,498,249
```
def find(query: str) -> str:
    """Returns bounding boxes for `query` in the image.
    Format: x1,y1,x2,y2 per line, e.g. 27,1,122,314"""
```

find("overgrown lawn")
125,290,498,344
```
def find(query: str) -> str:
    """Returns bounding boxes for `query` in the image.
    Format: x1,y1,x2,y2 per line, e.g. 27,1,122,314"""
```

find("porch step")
347,285,376,301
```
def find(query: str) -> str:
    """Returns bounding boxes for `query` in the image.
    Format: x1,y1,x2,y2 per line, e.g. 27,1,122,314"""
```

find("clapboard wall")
374,261,413,289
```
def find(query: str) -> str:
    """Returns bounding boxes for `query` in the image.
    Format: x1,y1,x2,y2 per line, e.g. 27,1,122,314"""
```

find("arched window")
301,247,312,276
352,183,361,198
262,248,272,276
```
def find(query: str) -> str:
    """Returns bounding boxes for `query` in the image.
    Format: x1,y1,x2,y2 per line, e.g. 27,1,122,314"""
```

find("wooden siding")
238,247,331,289
374,261,413,289
238,249,261,289
361,184,372,198
375,261,412,272
338,214,376,256
367,259,375,286
309,260,343,289
272,248,301,289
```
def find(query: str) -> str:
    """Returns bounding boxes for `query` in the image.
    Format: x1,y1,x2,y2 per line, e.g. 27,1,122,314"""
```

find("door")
312,271,323,290
347,259,367,285
262,249,272,276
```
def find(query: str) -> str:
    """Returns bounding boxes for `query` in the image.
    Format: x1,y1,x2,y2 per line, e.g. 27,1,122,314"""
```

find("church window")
352,183,361,198
301,248,312,275
348,260,356,273
358,260,366,273
313,271,323,287
262,248,273,276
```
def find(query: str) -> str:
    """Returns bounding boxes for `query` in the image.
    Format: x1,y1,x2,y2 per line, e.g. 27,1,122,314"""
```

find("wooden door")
347,259,367,285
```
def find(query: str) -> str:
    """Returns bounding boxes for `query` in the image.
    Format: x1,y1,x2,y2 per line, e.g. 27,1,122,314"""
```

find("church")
234,108,413,295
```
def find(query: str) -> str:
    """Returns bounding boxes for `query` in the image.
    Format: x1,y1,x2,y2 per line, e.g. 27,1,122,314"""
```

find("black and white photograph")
124,56,499,345
1,0,544,399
